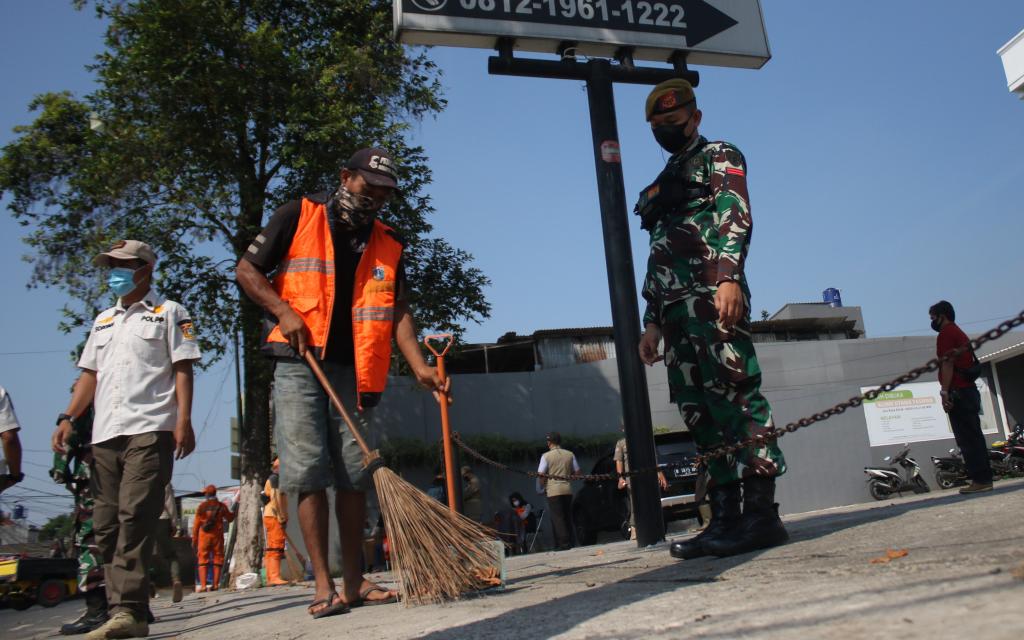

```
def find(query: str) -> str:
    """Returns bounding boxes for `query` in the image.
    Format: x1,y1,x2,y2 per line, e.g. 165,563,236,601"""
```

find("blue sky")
2,1,1023,523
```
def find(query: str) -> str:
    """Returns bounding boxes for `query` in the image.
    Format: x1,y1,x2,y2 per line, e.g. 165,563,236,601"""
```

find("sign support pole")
490,46,698,548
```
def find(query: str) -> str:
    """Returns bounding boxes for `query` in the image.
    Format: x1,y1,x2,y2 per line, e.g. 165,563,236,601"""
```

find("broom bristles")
374,467,501,606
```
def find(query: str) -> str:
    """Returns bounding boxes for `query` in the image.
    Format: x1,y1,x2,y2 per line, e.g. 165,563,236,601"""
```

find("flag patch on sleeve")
726,167,745,177
177,320,196,340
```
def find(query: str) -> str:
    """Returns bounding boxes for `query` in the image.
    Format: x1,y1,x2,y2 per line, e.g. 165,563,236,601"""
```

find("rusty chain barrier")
452,309,1024,482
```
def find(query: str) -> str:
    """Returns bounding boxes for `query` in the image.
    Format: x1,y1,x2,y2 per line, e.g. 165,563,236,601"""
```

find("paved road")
4,480,1022,639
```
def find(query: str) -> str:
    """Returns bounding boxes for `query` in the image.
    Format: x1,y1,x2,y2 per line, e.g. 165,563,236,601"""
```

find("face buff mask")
930,319,943,332
652,122,692,154
327,184,383,230
107,267,140,297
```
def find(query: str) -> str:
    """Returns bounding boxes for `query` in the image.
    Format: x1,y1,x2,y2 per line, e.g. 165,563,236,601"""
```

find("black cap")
346,147,398,189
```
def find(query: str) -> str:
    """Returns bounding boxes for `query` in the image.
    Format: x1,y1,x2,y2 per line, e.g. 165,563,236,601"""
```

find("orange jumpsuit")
192,497,234,590
262,478,289,585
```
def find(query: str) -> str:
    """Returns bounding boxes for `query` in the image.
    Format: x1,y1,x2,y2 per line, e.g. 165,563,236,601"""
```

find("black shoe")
60,610,109,635
60,587,108,635
147,608,156,624
670,482,742,560
703,476,789,558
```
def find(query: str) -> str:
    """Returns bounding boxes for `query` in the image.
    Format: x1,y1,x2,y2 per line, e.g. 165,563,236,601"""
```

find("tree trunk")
230,294,274,579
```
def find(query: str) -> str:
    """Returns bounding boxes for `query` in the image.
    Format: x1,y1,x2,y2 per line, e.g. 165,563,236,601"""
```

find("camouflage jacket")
637,136,753,326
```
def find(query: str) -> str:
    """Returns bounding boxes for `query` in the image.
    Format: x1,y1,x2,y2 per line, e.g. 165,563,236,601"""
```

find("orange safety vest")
266,197,403,403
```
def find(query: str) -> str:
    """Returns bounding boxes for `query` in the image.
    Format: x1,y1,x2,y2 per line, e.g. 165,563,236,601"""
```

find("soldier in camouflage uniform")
635,79,789,560
50,409,109,635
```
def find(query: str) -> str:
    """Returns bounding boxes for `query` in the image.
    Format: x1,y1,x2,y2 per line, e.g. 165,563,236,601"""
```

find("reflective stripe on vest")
266,197,402,400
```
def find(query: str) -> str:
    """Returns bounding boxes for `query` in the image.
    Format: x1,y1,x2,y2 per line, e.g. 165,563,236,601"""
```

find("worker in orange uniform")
262,458,289,586
191,485,234,592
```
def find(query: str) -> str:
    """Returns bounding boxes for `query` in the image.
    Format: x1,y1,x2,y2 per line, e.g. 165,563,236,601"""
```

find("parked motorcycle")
931,448,968,489
864,446,930,500
988,423,1024,477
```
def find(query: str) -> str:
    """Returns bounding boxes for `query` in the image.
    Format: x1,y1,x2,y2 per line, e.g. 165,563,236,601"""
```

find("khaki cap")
92,239,157,267
645,79,696,121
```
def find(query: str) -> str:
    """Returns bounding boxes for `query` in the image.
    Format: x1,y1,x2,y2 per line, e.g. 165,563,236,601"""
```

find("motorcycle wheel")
935,471,960,490
1008,458,1024,477
912,476,930,493
868,480,891,501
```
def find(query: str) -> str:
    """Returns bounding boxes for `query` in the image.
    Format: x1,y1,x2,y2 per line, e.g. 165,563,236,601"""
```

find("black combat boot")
669,482,741,560
703,475,789,558
60,587,109,635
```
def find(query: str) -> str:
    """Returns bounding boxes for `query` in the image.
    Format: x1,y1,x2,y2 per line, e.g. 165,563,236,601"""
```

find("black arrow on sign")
682,0,739,48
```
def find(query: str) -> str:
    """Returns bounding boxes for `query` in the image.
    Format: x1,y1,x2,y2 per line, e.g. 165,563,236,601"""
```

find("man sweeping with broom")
236,147,450,618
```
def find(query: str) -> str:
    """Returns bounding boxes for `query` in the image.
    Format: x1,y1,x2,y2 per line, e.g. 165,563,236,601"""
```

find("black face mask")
930,319,943,332
652,123,692,154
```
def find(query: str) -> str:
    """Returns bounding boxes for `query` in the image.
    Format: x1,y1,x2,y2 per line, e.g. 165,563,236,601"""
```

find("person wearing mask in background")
262,458,290,586
929,300,992,494
51,240,199,640
536,432,579,551
510,492,537,554
191,485,234,593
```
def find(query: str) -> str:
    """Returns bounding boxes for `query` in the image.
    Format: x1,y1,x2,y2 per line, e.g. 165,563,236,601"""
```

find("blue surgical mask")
107,267,139,297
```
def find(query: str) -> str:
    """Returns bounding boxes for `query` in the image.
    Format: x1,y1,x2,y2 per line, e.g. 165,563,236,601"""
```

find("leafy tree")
0,0,490,576
38,513,75,543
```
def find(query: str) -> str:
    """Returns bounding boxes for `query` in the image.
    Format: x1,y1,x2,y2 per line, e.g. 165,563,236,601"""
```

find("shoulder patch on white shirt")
177,319,196,340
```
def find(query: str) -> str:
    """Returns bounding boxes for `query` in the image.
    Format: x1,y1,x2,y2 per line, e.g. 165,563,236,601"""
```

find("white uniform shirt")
78,296,201,445
0,386,21,475
0,386,21,435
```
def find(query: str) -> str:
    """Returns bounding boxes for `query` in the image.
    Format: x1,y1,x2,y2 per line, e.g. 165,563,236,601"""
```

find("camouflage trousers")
73,485,104,592
662,293,786,485
75,529,103,592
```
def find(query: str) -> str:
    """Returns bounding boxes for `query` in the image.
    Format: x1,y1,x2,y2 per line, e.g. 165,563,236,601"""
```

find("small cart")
0,555,78,610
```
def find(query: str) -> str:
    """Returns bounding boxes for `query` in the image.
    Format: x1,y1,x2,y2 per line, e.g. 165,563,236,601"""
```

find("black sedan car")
572,430,701,545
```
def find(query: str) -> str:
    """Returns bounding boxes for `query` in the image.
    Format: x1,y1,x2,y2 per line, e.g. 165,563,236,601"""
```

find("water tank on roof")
822,288,842,308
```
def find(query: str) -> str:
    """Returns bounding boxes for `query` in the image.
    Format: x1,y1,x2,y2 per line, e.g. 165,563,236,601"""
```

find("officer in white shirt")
51,239,200,640
0,386,25,494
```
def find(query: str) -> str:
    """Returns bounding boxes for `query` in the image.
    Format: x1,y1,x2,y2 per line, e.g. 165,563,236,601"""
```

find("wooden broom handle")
304,351,373,458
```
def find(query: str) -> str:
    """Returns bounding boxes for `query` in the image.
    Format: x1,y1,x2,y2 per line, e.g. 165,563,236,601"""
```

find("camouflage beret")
645,79,696,121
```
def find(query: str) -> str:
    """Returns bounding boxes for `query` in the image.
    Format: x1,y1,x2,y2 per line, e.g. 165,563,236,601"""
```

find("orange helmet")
203,484,217,496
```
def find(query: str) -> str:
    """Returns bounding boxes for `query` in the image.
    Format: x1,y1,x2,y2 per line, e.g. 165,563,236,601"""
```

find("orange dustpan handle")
424,334,457,512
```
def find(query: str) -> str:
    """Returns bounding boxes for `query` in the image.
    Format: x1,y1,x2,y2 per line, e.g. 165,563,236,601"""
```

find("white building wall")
998,28,1024,98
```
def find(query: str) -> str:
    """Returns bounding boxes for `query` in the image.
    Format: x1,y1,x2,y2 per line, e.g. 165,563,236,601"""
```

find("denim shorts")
272,359,377,494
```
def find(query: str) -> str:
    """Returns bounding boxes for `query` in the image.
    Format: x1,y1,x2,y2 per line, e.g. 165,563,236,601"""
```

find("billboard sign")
395,0,770,68
861,381,1000,448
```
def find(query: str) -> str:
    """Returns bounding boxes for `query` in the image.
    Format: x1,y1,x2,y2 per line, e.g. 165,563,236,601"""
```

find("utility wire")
0,349,70,356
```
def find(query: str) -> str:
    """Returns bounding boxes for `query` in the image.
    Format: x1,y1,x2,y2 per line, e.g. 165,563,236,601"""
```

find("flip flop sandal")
309,592,350,619
352,585,399,607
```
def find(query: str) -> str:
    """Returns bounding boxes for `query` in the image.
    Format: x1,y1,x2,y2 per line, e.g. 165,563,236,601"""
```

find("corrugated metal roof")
532,326,614,339
536,335,617,368
978,338,1024,363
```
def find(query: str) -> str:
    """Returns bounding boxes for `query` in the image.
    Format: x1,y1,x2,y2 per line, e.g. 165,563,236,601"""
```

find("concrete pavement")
4,479,1022,639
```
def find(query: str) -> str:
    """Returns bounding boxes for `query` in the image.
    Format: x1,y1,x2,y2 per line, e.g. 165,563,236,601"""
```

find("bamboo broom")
303,351,500,605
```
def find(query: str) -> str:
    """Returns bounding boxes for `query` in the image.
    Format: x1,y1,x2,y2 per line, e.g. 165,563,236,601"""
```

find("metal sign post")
484,44,698,548
584,56,669,548
394,0,769,548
